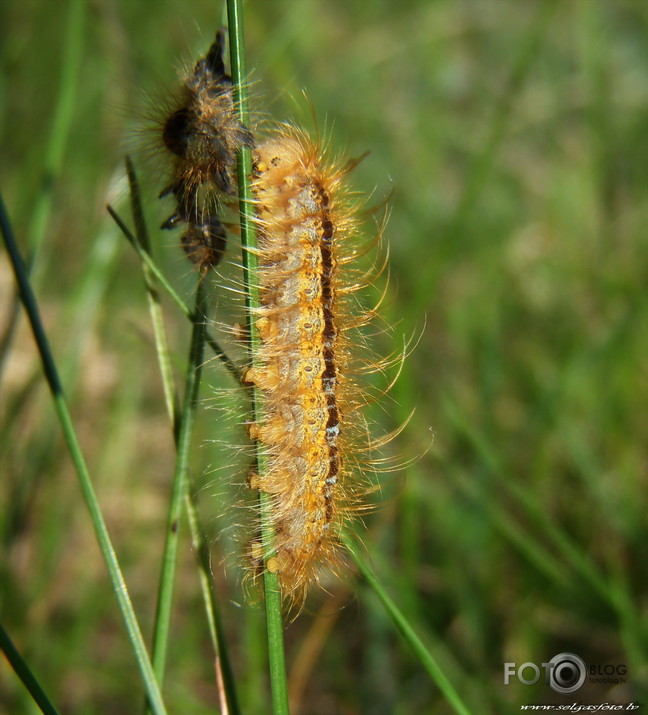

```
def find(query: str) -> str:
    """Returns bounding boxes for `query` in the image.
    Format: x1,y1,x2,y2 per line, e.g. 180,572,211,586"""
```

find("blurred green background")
1,0,647,713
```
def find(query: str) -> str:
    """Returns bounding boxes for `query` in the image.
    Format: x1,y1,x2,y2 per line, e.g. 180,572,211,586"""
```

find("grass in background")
1,0,647,713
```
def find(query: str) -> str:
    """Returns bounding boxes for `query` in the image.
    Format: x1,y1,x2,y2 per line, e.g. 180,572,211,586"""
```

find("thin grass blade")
0,194,167,715
0,624,60,715
107,204,241,383
343,533,472,715
149,280,209,685
122,161,241,713
227,1,290,712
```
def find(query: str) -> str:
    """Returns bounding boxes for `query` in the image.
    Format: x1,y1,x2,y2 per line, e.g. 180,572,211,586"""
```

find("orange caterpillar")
245,127,379,604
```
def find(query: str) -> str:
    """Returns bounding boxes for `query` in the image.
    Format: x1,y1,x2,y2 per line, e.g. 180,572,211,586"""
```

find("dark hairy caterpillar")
159,29,253,271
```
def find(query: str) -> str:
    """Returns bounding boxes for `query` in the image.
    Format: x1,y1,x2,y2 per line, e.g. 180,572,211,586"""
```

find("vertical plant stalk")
0,195,167,715
121,162,240,714
226,2,290,713
150,280,209,685
184,487,241,715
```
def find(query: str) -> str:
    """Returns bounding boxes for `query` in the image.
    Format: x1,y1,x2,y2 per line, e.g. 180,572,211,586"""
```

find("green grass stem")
107,203,241,384
0,624,60,715
184,487,242,715
149,279,209,688
125,157,180,425
122,161,241,714
227,2,290,712
0,0,86,381
343,534,472,715
29,0,86,263
0,194,167,715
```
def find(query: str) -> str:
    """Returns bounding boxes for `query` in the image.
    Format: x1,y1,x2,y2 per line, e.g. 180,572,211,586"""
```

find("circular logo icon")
548,653,587,694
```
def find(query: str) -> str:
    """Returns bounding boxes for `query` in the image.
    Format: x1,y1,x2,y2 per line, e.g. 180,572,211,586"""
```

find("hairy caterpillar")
245,127,381,604
152,32,392,606
159,29,253,271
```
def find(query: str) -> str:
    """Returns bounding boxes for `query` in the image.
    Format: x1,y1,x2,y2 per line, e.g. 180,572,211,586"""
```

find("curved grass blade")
343,533,472,715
